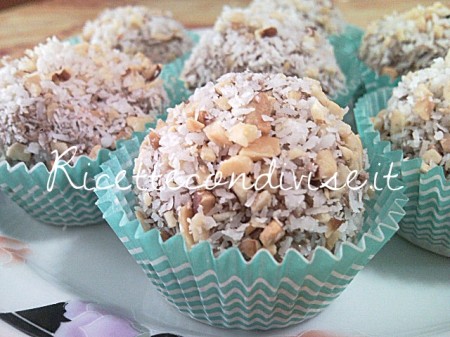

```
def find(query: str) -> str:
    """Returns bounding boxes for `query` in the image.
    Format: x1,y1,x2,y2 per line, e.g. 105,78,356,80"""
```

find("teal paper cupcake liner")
359,60,400,94
329,25,366,110
95,135,407,330
0,114,165,226
160,31,200,107
355,88,450,257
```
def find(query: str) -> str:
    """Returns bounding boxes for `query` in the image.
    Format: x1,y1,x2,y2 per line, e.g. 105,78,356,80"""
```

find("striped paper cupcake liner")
95,135,407,330
355,87,450,257
329,25,366,110
359,61,400,94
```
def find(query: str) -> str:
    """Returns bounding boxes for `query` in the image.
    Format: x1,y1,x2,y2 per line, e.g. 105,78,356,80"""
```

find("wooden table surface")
0,0,440,58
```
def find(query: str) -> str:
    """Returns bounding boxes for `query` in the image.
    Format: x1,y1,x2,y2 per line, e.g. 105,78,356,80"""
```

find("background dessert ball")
373,52,450,176
0,37,167,167
181,6,345,96
360,2,450,78
83,6,193,64
135,72,368,261
249,0,345,35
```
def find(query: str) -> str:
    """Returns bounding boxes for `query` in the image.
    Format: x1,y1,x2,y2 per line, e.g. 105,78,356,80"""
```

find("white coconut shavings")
181,6,344,97
83,6,192,64
249,0,345,35
0,37,167,167
135,72,368,261
360,3,450,77
374,52,450,177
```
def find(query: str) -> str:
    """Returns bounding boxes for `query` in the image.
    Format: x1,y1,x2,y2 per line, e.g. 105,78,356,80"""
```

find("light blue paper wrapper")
359,62,401,94
355,87,450,257
95,133,407,330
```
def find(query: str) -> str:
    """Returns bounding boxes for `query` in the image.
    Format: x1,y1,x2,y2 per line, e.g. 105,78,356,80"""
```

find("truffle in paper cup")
0,33,184,226
355,87,450,257
358,3,450,94
95,136,406,330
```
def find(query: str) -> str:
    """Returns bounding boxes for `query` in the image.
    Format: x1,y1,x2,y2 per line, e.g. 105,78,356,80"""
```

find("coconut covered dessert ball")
249,0,345,35
134,72,369,261
360,2,450,78
373,51,450,176
181,6,345,96
0,37,167,167
83,6,192,64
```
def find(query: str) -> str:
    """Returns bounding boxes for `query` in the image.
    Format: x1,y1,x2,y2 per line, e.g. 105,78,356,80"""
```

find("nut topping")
239,239,261,259
239,136,281,160
203,121,232,146
316,149,337,179
259,220,285,247
219,155,253,178
193,190,216,214
227,122,259,147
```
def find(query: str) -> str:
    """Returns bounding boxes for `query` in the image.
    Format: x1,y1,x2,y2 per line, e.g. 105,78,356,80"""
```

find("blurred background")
0,0,440,57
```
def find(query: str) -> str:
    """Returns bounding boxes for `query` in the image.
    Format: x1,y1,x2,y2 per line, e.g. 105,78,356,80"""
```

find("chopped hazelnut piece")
251,190,272,212
328,218,344,231
193,190,216,214
190,213,209,243
325,230,340,250
143,193,153,207
255,26,277,38
6,143,31,162
186,118,205,132
239,136,281,160
228,122,259,147
420,162,431,173
200,146,216,162
288,147,306,160
266,244,277,256
443,82,450,102
179,205,194,249
314,213,332,224
232,175,252,203
413,84,435,121
259,220,285,247
149,131,160,149
440,135,450,153
287,91,302,100
219,155,253,178
88,145,102,159
215,96,231,111
203,121,232,146
245,93,274,135
310,83,343,119
422,148,442,165
23,72,42,97
311,101,328,124
341,133,364,170
389,110,406,133
239,239,261,259
164,211,178,228
136,210,151,231
127,116,154,132
196,165,210,184
316,149,338,179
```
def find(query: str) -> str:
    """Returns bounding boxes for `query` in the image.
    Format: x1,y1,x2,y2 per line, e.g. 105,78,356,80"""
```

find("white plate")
1,191,449,337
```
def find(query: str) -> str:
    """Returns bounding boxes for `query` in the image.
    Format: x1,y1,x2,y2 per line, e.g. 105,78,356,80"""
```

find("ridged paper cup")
0,151,108,226
355,87,450,257
359,60,400,94
95,135,407,330
0,32,195,227
329,25,366,109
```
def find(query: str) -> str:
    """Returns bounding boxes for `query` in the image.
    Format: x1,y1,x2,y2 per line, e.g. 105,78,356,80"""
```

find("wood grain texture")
0,0,441,58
